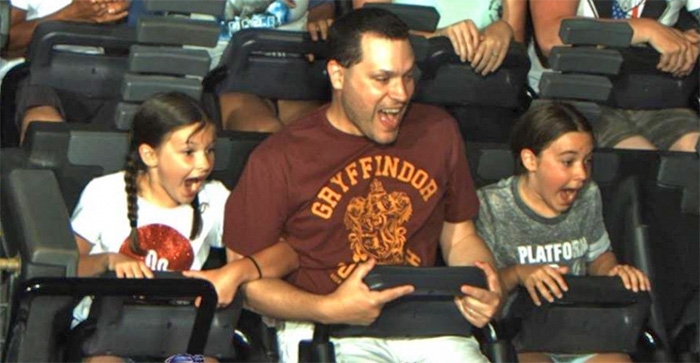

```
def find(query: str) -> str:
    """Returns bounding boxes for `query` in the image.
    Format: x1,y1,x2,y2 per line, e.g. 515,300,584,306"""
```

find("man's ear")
520,149,538,172
327,59,345,91
139,144,158,168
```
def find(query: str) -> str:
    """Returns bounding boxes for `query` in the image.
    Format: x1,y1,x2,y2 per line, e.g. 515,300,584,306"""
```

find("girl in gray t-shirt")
476,102,651,363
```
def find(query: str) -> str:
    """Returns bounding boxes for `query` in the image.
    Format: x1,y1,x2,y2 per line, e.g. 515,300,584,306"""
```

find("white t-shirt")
70,171,229,326
392,0,502,30
0,0,72,85
71,171,230,272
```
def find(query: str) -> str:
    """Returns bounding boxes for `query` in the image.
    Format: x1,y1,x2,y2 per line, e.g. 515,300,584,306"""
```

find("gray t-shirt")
476,176,610,276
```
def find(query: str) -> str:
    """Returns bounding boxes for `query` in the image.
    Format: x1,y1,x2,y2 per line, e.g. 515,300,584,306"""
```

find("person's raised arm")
530,0,579,58
531,0,695,75
439,220,502,327
504,0,526,43
242,258,413,325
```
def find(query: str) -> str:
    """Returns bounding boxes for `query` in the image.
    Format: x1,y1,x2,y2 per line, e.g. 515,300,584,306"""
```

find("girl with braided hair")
71,92,228,280
70,92,299,362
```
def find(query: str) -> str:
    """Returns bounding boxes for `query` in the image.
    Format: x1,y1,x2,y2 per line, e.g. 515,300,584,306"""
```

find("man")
189,8,502,363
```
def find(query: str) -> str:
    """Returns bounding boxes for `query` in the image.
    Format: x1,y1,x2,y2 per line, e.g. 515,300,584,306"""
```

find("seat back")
27,21,136,100
413,37,530,110
213,28,331,102
20,123,269,209
642,152,699,334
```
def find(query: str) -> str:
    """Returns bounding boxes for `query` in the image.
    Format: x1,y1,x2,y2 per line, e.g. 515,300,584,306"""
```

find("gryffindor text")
311,155,439,220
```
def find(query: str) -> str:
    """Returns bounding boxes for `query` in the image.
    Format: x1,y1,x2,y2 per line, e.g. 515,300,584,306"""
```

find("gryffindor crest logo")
344,179,413,264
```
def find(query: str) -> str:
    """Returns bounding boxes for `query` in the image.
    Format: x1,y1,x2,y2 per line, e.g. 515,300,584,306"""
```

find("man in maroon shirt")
188,7,503,362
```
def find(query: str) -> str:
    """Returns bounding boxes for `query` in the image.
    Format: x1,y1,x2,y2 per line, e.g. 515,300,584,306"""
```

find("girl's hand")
472,20,513,76
606,264,651,292
518,264,569,306
107,253,154,279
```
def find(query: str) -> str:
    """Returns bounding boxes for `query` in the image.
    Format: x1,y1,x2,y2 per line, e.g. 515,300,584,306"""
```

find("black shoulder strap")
640,0,666,20
592,0,613,19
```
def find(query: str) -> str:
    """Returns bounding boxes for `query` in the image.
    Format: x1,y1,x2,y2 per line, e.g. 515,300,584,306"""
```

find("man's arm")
183,240,301,306
531,0,695,75
242,259,414,325
440,220,496,267
439,220,502,328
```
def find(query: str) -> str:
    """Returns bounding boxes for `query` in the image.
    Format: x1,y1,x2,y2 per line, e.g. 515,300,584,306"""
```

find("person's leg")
391,336,490,363
15,81,66,144
627,108,699,152
518,352,555,363
20,106,64,143
597,106,656,150
219,92,282,132
277,100,324,126
82,356,127,363
333,337,395,363
669,131,700,152
584,353,631,363
612,135,657,150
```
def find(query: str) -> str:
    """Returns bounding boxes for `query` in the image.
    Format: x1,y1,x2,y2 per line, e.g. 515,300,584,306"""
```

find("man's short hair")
328,7,410,68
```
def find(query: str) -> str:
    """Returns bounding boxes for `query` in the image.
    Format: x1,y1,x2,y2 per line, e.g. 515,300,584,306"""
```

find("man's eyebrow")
374,67,415,77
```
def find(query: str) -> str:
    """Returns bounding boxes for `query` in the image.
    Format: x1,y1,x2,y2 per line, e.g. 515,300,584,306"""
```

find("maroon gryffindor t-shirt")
225,103,479,294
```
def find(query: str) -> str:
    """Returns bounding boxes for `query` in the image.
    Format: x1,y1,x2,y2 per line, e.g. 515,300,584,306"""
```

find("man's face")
334,33,416,144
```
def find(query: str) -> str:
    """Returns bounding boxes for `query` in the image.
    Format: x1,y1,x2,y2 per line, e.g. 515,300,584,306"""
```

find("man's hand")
471,20,513,76
607,264,651,292
435,20,481,63
637,19,696,77
321,259,414,325
454,261,502,328
518,264,569,306
108,253,154,279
